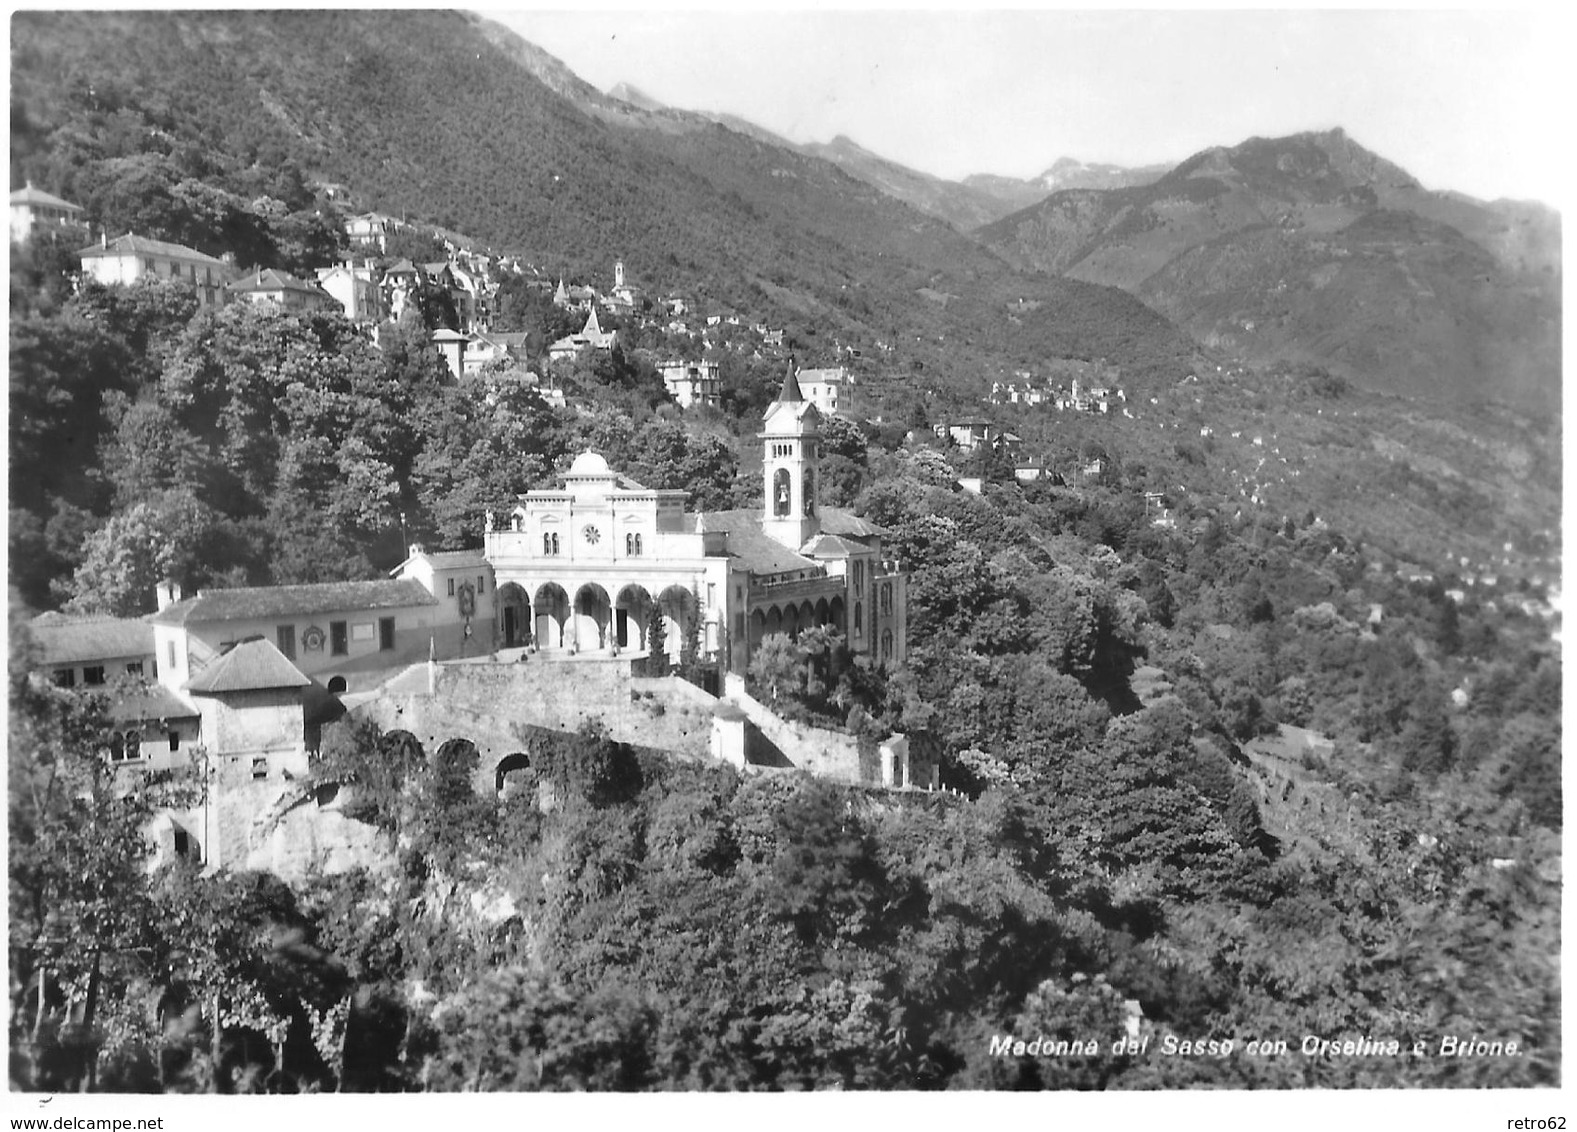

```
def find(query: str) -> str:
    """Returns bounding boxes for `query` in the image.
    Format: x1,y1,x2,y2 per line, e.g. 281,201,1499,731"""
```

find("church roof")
695,510,822,575
799,533,865,559
775,361,805,404
185,638,312,694
818,508,888,539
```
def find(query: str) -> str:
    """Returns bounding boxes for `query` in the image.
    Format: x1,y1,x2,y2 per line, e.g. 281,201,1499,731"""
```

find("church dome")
568,451,612,476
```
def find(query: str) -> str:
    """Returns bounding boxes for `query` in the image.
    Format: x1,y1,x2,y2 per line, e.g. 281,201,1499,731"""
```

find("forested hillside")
10,9,1200,406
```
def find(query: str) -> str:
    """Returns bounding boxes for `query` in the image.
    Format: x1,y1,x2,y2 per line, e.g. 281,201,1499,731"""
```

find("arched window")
854,601,863,634
773,468,792,517
853,560,864,589
881,630,893,661
626,533,643,556
543,532,552,555
881,582,892,615
802,468,815,516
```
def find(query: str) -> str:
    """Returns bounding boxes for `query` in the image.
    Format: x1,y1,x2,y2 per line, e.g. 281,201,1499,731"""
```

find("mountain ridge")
977,127,1560,412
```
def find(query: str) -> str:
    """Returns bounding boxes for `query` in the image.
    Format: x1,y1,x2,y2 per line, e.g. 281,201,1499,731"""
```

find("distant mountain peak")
1167,126,1420,193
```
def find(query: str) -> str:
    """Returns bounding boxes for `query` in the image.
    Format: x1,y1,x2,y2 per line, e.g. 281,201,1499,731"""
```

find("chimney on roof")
155,579,182,611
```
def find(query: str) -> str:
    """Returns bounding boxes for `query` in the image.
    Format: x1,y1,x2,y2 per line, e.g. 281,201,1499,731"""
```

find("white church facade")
484,366,907,675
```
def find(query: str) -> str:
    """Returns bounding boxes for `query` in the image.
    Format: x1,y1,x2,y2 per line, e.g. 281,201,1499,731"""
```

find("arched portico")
534,583,570,648
798,600,815,636
497,582,530,647
615,584,654,651
574,583,612,651
749,608,766,650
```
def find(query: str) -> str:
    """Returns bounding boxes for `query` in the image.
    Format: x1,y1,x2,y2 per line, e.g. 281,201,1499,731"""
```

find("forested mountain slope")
10,9,1199,404
976,129,1560,413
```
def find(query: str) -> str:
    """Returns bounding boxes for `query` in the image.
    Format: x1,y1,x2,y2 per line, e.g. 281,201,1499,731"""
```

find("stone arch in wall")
533,583,570,648
764,605,783,638
497,582,531,647
785,602,801,638
749,608,766,650
829,595,846,632
798,600,815,636
815,597,830,627
573,583,612,650
326,675,348,694
495,752,532,795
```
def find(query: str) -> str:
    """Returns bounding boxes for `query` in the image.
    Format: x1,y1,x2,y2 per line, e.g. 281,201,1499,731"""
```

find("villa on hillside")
547,306,616,361
10,182,87,243
78,233,233,308
226,267,337,313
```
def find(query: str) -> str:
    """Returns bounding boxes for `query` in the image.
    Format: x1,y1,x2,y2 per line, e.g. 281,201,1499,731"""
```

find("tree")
748,633,800,706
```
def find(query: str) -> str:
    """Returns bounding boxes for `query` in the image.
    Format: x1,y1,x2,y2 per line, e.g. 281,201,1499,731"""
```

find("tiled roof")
797,367,848,384
818,508,888,539
775,362,804,403
799,534,864,559
186,638,312,694
226,267,328,296
11,184,82,211
78,233,229,267
30,614,153,665
695,511,822,575
392,547,489,574
149,579,438,626
104,683,200,723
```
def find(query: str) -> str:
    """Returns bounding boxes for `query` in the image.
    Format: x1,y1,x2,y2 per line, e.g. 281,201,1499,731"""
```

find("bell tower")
759,361,822,551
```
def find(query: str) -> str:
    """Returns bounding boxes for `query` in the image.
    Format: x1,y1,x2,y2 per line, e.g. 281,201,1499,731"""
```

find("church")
484,365,907,675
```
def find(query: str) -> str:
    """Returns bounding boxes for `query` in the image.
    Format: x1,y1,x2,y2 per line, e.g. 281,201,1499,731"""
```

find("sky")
492,7,1568,205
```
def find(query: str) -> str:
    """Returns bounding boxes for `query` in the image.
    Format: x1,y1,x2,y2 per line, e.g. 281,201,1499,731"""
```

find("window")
626,532,643,556
252,756,268,781
52,668,76,688
379,617,395,651
543,532,561,556
125,661,144,677
854,602,863,634
330,621,348,656
169,730,180,752
882,630,893,661
83,666,105,686
121,730,142,761
853,560,864,589
477,575,485,595
773,468,792,516
168,641,177,670
172,829,192,859
277,625,296,660
447,577,456,597
881,583,892,616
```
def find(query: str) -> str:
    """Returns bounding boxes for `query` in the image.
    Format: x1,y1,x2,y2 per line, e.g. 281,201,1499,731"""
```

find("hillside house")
660,360,722,409
315,260,384,322
547,306,616,361
432,328,467,379
796,366,852,417
934,419,992,451
226,267,337,313
463,330,529,377
345,211,405,252
78,233,233,308
10,182,87,243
